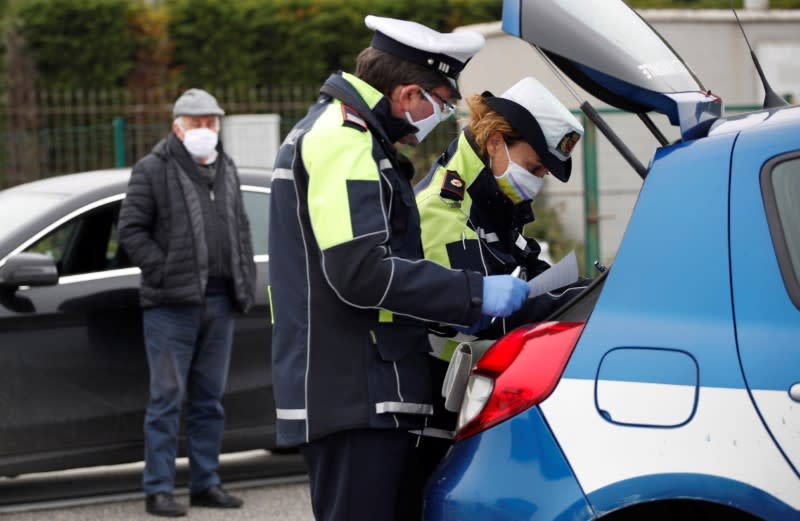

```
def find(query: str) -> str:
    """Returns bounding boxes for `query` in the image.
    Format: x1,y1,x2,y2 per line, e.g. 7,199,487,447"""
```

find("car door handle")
791,383,800,403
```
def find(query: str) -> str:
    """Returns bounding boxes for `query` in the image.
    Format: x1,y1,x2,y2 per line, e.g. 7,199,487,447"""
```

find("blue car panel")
532,127,800,519
729,108,800,476
424,1,800,518
563,133,742,387
424,407,593,521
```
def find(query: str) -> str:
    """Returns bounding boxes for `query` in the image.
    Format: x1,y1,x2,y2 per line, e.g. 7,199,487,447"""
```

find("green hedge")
8,0,800,90
7,0,501,91
166,0,501,88
16,0,141,89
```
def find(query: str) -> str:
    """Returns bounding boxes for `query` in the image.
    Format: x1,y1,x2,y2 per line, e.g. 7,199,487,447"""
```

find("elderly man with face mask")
118,88,256,517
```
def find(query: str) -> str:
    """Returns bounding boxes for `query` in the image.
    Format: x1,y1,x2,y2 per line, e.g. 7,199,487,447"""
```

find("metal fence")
0,86,460,189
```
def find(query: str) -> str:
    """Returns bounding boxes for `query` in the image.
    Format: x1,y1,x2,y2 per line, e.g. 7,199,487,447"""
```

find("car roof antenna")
731,1,788,109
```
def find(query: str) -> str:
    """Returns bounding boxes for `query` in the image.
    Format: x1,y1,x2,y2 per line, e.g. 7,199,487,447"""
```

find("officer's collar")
448,129,488,188
328,72,417,144
373,98,417,143
341,72,383,109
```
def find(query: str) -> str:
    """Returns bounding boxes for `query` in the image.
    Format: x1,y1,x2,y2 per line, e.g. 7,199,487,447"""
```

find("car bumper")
423,406,594,521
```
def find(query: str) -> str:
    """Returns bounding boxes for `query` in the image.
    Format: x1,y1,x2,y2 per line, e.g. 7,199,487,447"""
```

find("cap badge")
558,131,581,156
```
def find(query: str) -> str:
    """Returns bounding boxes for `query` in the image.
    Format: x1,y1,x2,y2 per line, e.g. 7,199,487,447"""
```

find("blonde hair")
466,94,521,155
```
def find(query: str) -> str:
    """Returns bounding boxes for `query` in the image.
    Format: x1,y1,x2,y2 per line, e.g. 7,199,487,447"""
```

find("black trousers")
300,428,424,521
416,357,457,482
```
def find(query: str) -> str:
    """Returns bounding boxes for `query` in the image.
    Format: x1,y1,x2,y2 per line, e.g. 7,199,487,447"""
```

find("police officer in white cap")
269,15,532,521
119,88,255,517
414,76,586,474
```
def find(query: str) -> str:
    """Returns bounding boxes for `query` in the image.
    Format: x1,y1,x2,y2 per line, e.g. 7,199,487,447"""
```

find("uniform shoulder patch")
341,104,368,132
440,170,465,201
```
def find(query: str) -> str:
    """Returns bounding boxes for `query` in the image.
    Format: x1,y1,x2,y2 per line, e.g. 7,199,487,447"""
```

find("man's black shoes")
144,485,242,515
145,493,187,517
190,485,244,509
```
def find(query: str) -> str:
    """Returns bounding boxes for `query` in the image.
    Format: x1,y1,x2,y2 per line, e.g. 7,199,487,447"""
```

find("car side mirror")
0,252,59,290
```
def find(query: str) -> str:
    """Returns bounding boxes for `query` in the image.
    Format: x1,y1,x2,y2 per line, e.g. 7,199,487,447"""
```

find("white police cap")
365,15,485,97
173,88,225,118
484,77,583,182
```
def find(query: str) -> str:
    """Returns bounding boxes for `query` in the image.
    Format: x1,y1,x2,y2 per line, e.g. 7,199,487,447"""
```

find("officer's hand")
481,275,528,318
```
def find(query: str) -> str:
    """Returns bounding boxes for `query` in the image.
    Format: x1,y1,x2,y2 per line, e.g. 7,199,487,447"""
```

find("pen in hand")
490,266,524,324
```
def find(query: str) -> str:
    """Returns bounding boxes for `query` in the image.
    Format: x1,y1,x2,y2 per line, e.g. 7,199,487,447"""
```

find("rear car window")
763,154,800,307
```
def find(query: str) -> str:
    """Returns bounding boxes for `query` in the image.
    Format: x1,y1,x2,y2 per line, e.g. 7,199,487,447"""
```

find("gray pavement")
0,451,313,520
0,482,314,520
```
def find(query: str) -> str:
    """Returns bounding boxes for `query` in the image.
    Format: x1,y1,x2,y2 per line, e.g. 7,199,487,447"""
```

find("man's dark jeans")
142,295,234,495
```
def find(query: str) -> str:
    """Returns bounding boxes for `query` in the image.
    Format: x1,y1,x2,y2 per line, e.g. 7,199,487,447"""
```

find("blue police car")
424,1,800,520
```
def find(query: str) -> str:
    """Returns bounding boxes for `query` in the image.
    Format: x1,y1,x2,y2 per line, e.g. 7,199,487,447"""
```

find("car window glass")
24,219,80,266
107,215,132,270
771,158,800,286
243,190,269,256
23,201,128,276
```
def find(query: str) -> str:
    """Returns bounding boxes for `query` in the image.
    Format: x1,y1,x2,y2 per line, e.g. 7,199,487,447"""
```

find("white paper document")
528,250,579,297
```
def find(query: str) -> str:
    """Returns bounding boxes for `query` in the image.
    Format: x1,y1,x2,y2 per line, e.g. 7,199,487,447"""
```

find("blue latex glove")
481,275,528,318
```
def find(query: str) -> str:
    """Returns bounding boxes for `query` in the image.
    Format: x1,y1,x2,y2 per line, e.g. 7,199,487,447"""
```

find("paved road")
0,482,314,520
0,451,314,520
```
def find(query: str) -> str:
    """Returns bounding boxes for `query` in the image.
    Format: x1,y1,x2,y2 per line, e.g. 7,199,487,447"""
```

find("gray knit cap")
172,88,225,118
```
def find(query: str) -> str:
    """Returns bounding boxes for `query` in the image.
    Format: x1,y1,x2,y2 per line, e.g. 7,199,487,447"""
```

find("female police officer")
414,76,585,471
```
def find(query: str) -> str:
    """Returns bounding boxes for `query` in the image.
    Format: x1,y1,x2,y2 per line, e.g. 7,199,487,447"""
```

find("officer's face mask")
183,127,219,163
405,89,454,143
494,142,544,204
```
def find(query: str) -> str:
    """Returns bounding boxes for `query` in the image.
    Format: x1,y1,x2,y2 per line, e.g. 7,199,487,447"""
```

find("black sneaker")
145,493,187,517
190,485,243,509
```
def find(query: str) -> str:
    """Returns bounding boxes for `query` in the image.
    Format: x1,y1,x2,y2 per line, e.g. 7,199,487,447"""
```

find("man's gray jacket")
118,132,256,312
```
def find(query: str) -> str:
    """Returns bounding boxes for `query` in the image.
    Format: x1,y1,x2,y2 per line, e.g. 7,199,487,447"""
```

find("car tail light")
455,321,585,441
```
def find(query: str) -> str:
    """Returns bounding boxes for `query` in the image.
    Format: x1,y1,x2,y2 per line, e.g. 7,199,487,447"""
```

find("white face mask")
494,142,544,204
405,90,445,143
183,127,218,163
